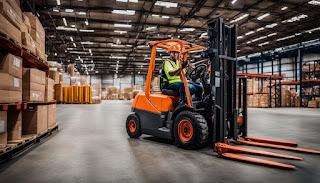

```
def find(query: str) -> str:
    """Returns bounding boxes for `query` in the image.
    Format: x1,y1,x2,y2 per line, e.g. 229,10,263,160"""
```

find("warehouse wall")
101,75,145,89
240,53,320,81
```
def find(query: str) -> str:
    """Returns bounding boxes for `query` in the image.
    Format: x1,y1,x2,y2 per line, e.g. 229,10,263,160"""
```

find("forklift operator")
162,45,203,105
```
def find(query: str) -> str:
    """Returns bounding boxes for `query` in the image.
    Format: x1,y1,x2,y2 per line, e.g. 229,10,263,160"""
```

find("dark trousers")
167,82,202,103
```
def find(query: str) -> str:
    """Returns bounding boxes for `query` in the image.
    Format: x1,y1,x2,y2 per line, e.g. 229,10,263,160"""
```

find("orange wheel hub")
178,119,193,142
128,120,136,133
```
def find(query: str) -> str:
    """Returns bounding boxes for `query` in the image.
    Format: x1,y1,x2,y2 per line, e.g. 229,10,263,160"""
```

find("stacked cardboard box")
23,68,46,102
21,14,36,55
281,89,291,107
49,70,60,84
257,94,269,108
106,86,118,100
307,100,318,108
7,110,21,141
0,111,7,148
47,104,56,129
22,105,47,135
0,53,22,103
24,12,46,62
54,84,63,103
0,0,22,45
45,77,54,102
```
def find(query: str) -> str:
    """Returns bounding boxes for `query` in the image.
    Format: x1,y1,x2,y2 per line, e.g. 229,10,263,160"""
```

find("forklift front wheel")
126,114,142,138
174,111,208,149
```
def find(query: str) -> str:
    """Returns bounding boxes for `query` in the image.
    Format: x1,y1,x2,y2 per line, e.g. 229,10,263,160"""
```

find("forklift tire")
126,113,142,138
174,111,209,149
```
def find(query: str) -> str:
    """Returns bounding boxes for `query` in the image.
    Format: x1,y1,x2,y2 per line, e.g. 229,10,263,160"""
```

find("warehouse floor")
0,101,320,183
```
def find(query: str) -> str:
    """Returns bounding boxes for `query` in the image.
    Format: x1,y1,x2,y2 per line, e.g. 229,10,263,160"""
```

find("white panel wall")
101,74,146,89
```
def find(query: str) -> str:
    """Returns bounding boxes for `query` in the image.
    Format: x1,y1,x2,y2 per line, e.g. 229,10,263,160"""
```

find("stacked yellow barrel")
62,86,92,104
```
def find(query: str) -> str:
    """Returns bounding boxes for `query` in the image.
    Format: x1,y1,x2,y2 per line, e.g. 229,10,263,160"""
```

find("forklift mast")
207,18,240,143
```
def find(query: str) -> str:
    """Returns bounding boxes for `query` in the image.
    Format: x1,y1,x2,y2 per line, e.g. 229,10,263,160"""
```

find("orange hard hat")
168,44,181,53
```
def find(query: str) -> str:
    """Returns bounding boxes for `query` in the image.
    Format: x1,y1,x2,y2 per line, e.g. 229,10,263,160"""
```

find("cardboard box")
45,78,54,102
0,111,7,148
0,14,21,45
0,73,21,91
22,14,31,33
0,53,22,78
22,105,47,135
23,68,46,85
49,70,60,84
21,32,36,54
7,110,21,140
54,84,63,103
0,0,23,30
47,104,56,128
24,12,45,45
0,90,21,103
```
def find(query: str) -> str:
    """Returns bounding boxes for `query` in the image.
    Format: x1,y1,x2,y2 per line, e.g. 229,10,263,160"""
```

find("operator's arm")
168,67,183,76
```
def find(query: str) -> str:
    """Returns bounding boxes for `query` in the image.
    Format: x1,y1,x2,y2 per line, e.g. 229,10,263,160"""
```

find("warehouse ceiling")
28,0,320,75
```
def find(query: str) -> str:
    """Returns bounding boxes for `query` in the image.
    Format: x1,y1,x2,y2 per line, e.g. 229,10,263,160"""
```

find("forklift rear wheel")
174,111,208,149
126,114,142,138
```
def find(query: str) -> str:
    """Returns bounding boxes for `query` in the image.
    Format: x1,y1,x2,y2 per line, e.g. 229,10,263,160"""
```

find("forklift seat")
159,68,179,97
161,89,179,97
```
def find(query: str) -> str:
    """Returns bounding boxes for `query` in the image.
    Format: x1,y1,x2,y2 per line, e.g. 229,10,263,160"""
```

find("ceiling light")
112,10,135,15
116,0,138,3
71,25,76,27
62,18,67,26
56,0,61,5
281,6,288,10
258,41,269,46
230,13,249,23
237,36,243,39
257,13,270,20
137,45,148,48
152,14,160,17
155,1,178,8
79,29,95,32
73,43,76,47
114,23,132,28
265,23,277,28
114,30,127,34
276,35,295,41
81,41,94,44
146,26,156,31
308,0,320,5
231,0,237,4
304,26,320,33
53,8,59,12
180,28,195,32
54,53,57,56
65,9,74,13
70,37,73,42
282,14,308,23
78,12,86,15
267,33,277,37
56,26,77,31
245,31,254,36
256,27,265,32
251,36,267,42
89,49,92,53
162,16,169,19
85,19,89,25
110,56,127,59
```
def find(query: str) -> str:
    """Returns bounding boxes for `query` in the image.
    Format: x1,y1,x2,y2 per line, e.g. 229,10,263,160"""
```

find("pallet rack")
0,34,58,162
237,73,285,107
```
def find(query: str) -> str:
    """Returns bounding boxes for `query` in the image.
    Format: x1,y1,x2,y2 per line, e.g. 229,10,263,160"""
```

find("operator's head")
168,45,180,61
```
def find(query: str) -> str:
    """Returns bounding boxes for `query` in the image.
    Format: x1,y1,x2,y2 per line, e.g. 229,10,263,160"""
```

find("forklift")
126,18,320,169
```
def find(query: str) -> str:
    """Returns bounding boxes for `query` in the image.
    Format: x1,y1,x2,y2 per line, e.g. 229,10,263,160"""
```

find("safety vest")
162,59,182,84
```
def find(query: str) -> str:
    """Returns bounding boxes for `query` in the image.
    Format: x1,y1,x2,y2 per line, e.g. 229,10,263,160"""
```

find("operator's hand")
181,61,188,69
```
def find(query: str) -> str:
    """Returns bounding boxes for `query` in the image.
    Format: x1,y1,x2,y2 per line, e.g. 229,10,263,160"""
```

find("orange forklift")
126,18,320,169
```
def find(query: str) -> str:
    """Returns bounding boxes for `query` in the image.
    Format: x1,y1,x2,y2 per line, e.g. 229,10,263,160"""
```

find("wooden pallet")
0,124,59,163
0,102,27,111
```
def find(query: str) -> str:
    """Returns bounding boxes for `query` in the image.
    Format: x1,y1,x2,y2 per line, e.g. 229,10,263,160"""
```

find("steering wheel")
187,64,207,81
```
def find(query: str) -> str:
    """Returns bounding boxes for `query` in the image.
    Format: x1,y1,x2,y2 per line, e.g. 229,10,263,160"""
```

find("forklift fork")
214,142,301,169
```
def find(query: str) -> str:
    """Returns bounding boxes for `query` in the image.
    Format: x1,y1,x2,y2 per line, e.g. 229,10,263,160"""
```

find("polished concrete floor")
0,101,320,183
